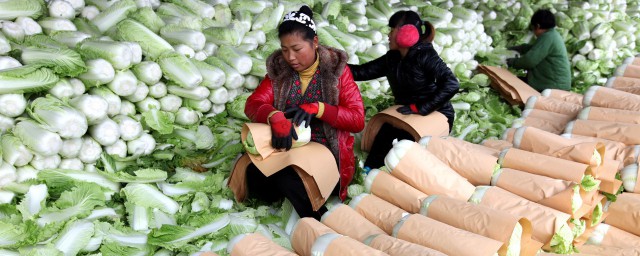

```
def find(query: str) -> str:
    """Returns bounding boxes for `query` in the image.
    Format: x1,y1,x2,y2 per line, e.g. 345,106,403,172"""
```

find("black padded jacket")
349,41,459,126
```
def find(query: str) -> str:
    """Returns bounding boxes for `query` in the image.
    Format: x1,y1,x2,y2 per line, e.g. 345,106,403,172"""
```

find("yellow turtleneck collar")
298,53,320,94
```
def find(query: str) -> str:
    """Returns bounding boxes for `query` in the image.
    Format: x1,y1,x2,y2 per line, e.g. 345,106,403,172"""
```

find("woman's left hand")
396,104,419,115
285,103,319,127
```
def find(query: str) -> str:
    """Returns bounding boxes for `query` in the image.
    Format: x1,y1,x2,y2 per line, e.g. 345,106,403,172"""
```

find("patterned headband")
282,11,317,34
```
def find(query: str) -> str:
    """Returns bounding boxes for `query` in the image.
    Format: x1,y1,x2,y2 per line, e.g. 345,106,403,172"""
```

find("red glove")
285,103,318,128
396,104,419,115
269,111,298,150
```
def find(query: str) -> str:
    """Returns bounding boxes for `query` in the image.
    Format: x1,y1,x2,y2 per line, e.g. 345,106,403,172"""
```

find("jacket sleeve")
244,75,277,123
321,66,365,133
347,53,388,81
415,54,460,115
512,34,552,69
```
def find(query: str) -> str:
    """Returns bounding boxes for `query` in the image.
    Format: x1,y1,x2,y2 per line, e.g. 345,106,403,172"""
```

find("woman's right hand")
269,111,298,150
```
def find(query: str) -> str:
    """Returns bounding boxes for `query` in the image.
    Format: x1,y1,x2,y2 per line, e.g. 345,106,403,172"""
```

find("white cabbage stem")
59,138,83,159
108,70,138,97
0,56,22,70
105,139,127,158
49,0,76,19
78,137,102,164
16,165,38,183
0,162,17,187
69,78,86,98
81,5,100,20
135,97,161,113
113,115,143,141
69,94,109,125
79,59,115,86
0,115,14,133
49,79,75,100
59,158,85,170
148,82,168,98
127,133,156,156
124,82,149,103
159,95,183,112
2,135,34,167
14,17,42,36
175,107,200,126
0,94,26,117
30,154,62,170
119,100,136,116
89,118,121,146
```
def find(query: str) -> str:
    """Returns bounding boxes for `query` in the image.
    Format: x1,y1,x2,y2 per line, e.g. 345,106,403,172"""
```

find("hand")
284,103,319,128
396,104,418,115
507,45,525,54
269,112,298,150
506,58,517,67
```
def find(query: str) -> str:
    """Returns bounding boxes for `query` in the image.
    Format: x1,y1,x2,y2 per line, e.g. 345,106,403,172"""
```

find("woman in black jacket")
349,10,460,170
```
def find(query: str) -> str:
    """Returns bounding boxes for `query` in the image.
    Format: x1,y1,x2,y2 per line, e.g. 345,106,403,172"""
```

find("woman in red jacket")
244,6,365,219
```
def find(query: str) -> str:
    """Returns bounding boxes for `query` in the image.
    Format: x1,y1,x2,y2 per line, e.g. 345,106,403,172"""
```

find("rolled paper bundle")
605,76,640,88
420,195,536,256
576,244,640,256
481,139,513,152
385,140,476,201
622,56,640,66
514,126,604,167
621,164,639,193
309,232,389,256
468,186,573,251
349,193,409,234
524,96,582,117
620,145,640,167
228,233,297,256
419,135,500,186
522,109,574,124
320,204,386,241
566,119,640,145
426,135,500,157
501,128,516,143
585,223,640,249
561,133,628,163
614,63,640,79
541,89,584,105
584,195,607,228
290,217,336,256
583,85,640,112
365,169,428,213
499,148,600,192
603,193,640,236
477,65,541,106
578,106,640,125
491,168,595,217
591,160,623,194
393,214,503,256
511,115,567,135
614,86,640,95
363,234,447,256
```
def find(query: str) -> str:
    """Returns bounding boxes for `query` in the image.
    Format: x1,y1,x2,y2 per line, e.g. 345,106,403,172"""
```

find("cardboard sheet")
527,96,582,117
580,106,640,124
317,234,389,256
478,65,541,106
516,126,605,167
603,193,640,236
421,195,535,256
481,139,513,151
570,119,640,145
320,204,386,241
424,136,500,186
394,214,503,256
361,106,449,152
608,76,640,88
501,148,589,184
364,234,447,256
351,194,408,234
478,186,572,244
290,218,336,256
369,170,428,213
622,63,640,78
586,86,640,112
230,233,297,256
543,89,584,105
391,143,476,201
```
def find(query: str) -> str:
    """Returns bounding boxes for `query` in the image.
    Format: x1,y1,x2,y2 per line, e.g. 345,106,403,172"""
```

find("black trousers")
246,164,328,220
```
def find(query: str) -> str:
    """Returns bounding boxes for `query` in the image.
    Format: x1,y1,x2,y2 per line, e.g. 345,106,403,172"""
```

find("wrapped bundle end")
614,64,628,77
310,233,342,254
577,107,591,120
524,96,538,110
348,193,369,209
490,167,504,186
226,233,249,254
623,56,634,65
549,224,577,254
418,136,432,148
541,89,552,97
513,127,526,148
620,163,638,192
506,221,523,256
364,169,381,193
604,77,616,87
418,195,439,216
511,117,525,129
468,186,491,204
582,86,599,107
564,121,575,134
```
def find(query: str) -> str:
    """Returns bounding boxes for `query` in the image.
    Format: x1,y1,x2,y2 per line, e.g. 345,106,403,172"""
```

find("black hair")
388,10,435,43
530,9,556,30
277,5,316,42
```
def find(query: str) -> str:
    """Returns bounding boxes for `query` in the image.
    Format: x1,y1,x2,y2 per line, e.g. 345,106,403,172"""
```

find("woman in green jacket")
507,9,571,91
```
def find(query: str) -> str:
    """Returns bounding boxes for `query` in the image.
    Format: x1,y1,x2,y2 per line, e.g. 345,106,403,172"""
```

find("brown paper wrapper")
481,139,513,151
570,119,640,145
592,161,623,194
290,218,335,256
320,234,389,256
424,136,500,186
493,168,593,217
586,86,640,112
528,96,582,117
478,186,572,243
563,134,628,163
365,234,447,256
631,57,640,66
394,214,503,256
609,76,640,88
478,65,541,106
591,224,640,249
437,136,501,156
228,154,252,203
543,89,584,105
519,115,568,134
517,126,605,167
361,106,450,152
369,170,428,213
230,233,297,256
501,148,589,184
421,195,535,256
576,244,640,256
524,109,574,124
615,86,640,95
350,194,408,234
622,64,640,78
502,128,516,143
320,204,386,241
603,193,640,236
391,143,476,201
580,106,640,124
236,125,339,211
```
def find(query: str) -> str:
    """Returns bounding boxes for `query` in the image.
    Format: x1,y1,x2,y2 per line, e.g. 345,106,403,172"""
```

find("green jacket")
512,28,571,91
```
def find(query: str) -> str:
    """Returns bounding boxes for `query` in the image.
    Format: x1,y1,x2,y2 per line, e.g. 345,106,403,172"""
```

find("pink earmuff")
396,24,420,48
